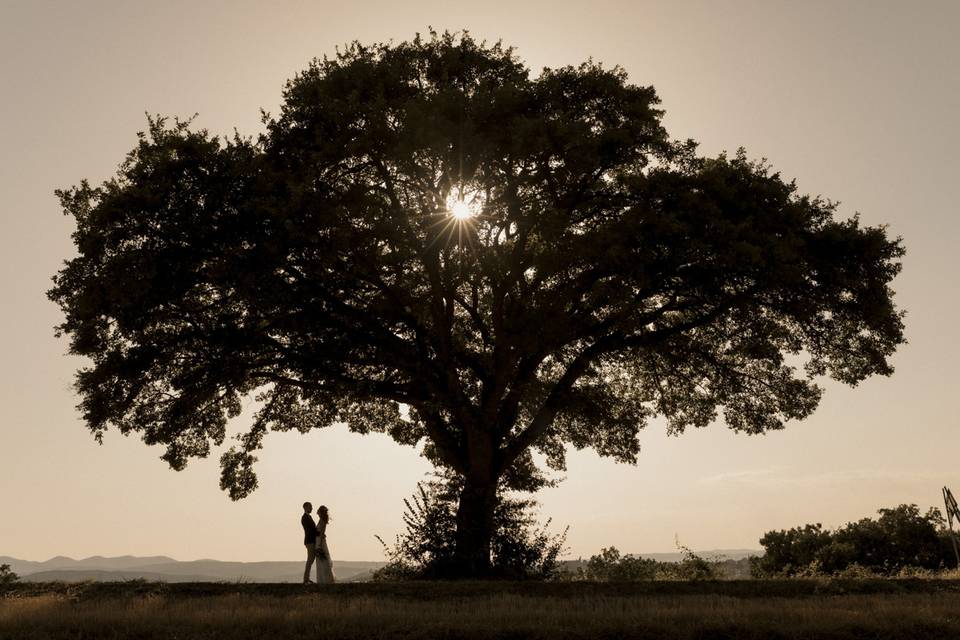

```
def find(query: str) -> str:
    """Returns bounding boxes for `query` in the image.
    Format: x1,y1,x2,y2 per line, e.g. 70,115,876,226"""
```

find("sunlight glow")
451,200,472,220
447,194,478,220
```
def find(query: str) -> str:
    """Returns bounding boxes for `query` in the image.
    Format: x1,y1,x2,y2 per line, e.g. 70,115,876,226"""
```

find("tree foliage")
49,30,905,573
754,504,952,576
0,565,19,587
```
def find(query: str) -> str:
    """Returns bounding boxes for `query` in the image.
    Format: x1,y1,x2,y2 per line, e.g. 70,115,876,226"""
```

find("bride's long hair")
318,505,331,525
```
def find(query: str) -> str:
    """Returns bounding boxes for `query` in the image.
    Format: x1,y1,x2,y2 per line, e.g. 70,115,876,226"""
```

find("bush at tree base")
374,476,568,580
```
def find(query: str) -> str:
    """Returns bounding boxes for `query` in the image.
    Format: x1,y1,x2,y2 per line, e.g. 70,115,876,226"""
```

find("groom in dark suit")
301,501,317,584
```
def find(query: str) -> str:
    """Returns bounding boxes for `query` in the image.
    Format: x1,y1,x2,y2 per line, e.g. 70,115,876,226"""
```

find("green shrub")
0,564,19,587
579,547,659,581
374,476,568,580
575,543,721,582
755,504,952,577
679,545,720,580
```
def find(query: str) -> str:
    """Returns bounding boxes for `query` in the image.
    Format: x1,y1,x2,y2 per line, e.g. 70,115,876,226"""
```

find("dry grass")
3,582,960,639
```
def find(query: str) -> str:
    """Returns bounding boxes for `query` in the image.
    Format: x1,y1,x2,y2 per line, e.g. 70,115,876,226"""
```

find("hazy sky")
1,0,958,563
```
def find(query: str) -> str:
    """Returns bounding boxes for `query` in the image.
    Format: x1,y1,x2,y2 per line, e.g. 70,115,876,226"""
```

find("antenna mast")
943,486,960,567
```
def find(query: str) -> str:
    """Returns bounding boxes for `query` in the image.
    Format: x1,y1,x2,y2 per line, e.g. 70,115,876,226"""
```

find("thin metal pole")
943,487,960,568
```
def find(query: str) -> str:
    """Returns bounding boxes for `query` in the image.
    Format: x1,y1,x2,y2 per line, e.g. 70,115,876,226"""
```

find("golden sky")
1,0,958,562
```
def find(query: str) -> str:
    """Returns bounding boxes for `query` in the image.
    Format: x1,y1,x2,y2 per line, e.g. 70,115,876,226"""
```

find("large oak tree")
50,32,904,575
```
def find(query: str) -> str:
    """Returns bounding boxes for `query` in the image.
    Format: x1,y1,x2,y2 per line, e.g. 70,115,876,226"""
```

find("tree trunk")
454,477,498,576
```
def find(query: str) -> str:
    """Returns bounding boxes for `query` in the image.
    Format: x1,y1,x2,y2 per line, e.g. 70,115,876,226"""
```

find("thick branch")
498,339,609,471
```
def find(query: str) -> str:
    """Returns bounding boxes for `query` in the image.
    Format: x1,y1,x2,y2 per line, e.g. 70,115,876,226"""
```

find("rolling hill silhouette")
2,550,759,583
0,555,384,583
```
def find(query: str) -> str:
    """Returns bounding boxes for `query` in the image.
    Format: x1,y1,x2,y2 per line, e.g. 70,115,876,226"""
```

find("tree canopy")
755,505,950,575
50,31,905,574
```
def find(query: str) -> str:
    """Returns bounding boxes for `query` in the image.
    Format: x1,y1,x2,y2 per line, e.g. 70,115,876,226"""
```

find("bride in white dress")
314,505,336,584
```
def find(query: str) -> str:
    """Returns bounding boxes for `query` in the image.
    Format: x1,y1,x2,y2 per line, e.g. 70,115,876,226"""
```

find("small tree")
0,564,19,586
666,543,720,581
834,504,945,572
755,523,832,576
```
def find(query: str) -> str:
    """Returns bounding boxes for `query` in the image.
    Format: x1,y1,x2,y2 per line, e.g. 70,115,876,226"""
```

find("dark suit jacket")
302,513,317,545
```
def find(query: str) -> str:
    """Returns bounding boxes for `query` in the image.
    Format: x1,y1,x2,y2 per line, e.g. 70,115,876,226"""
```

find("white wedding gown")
315,519,336,584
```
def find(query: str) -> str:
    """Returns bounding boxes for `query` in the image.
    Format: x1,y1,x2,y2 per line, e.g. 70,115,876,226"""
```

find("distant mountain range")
0,555,386,583
1,549,759,583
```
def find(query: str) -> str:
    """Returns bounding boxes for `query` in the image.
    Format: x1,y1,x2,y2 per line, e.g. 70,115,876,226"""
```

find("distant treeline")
568,504,956,582
752,504,956,577
564,546,750,581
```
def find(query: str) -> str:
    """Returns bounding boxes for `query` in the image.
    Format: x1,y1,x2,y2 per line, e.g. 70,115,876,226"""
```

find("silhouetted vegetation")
753,504,955,576
569,545,721,581
0,565,18,588
50,29,905,576
374,476,567,579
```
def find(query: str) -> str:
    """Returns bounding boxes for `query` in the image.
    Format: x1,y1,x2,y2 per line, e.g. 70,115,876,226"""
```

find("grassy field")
4,580,960,639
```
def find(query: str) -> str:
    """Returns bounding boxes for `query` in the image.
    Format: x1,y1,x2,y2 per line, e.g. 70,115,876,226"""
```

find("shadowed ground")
3,580,960,639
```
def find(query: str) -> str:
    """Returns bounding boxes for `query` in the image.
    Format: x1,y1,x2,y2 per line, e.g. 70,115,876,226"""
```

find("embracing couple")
301,501,336,584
